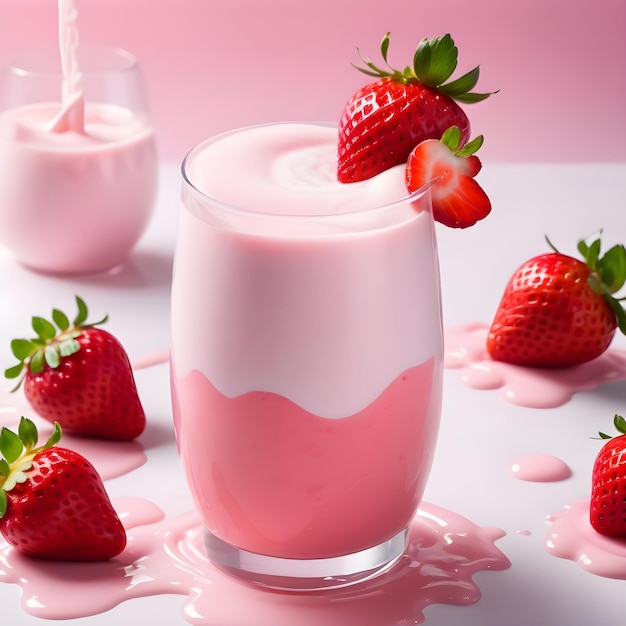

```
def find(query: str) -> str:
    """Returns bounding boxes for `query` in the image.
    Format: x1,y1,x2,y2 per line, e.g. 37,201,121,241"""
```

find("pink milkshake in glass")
170,123,443,590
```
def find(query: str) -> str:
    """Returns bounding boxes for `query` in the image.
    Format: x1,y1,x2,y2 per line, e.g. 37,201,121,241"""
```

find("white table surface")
1,162,625,625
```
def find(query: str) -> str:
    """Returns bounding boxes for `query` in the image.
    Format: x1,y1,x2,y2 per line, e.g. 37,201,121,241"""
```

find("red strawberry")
337,32,495,183
487,236,626,367
405,125,491,228
590,414,626,537
0,417,126,560
5,296,145,440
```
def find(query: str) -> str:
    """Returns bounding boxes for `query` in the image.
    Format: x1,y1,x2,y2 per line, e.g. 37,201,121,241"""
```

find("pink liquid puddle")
444,323,626,408
1,381,146,481
0,497,510,625
509,453,572,482
545,498,626,579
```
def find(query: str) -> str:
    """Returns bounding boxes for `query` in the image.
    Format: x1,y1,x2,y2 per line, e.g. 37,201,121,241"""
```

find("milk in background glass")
170,123,443,590
0,0,157,274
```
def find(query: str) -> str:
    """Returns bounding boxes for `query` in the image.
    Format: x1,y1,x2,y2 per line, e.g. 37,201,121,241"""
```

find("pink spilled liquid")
545,499,626,579
0,497,510,624
444,323,626,408
0,383,147,481
509,453,572,482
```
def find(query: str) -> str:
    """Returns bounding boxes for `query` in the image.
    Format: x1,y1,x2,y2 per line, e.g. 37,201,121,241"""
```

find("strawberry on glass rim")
0,417,126,560
337,32,496,183
405,125,491,228
487,235,626,367
5,296,146,441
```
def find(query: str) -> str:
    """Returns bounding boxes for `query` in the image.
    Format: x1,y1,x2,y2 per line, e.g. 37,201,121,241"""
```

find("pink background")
1,0,624,164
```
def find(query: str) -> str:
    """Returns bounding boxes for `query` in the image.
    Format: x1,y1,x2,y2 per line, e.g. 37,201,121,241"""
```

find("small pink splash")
545,498,626,579
509,453,572,483
444,323,626,408
131,348,170,370
0,500,510,625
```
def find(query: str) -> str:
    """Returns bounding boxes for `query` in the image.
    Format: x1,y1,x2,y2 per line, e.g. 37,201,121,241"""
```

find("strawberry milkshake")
0,0,157,274
170,123,443,589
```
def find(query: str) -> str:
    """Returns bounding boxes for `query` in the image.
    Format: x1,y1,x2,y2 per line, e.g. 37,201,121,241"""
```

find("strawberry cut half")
337,32,496,183
406,126,491,228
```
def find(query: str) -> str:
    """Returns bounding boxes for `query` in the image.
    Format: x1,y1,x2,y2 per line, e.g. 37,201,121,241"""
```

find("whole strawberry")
405,125,491,228
487,236,626,367
590,414,626,537
5,296,145,440
337,32,495,183
0,417,126,560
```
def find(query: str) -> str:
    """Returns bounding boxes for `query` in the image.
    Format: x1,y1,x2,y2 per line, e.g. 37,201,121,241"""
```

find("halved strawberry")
337,32,495,183
405,126,491,228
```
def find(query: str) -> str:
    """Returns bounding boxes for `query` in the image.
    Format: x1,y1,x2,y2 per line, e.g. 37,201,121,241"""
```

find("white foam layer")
185,123,410,216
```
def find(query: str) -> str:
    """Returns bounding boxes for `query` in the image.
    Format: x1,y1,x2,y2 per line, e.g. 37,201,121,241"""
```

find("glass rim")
6,46,140,79
181,122,432,220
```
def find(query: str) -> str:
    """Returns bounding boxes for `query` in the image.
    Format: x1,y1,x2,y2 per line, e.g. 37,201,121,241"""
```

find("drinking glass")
0,47,158,274
170,123,443,590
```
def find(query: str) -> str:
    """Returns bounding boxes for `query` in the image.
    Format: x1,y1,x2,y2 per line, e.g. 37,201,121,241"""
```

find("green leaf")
32,316,56,342
4,363,24,380
614,414,626,435
586,238,602,270
413,34,457,85
71,295,108,328
440,66,480,96
52,308,70,331
606,295,626,334
0,459,9,476
74,295,89,326
380,32,391,66
29,350,45,374
18,417,39,449
440,125,462,151
599,244,626,293
44,345,60,369
413,37,432,80
0,427,24,464
453,91,495,104
10,338,35,361
40,422,62,450
0,490,7,518
457,134,484,157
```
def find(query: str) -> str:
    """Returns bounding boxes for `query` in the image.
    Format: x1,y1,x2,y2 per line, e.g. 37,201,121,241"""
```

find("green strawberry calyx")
4,295,108,390
0,417,62,517
596,414,626,440
548,234,626,335
352,32,497,103
440,125,484,156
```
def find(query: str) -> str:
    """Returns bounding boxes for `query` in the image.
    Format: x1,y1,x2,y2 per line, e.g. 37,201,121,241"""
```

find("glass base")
204,528,409,591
